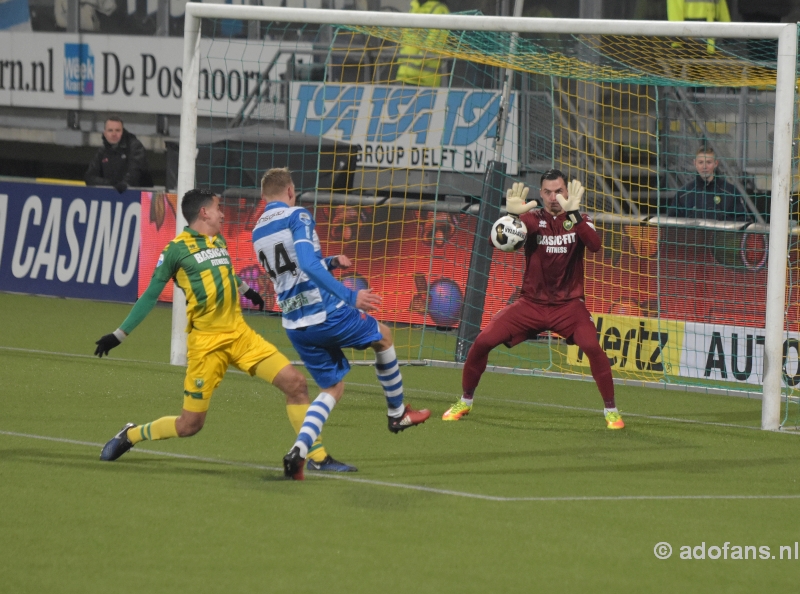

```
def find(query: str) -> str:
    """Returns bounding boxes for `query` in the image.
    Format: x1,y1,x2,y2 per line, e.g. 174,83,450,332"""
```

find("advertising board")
0,32,309,115
0,181,140,302
290,83,519,174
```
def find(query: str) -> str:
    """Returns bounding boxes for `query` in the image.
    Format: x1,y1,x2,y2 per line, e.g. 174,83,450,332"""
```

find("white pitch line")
3,344,799,434
346,383,798,434
2,429,800,503
0,345,177,366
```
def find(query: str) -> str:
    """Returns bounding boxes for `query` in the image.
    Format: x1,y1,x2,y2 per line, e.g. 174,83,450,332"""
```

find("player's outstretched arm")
505,182,538,216
319,253,380,311
94,275,168,357
556,179,585,226
294,241,359,307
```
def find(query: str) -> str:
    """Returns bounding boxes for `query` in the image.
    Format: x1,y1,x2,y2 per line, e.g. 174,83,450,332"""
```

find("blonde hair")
261,167,294,198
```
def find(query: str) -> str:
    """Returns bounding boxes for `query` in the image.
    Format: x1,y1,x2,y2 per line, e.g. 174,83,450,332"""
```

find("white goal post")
173,5,798,431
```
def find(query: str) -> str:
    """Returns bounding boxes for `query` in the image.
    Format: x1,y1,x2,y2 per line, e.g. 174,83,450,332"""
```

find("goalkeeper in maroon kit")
443,169,624,429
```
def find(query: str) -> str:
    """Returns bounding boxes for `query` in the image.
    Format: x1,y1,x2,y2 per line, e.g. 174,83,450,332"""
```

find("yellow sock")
127,416,179,445
286,404,327,462
307,442,326,462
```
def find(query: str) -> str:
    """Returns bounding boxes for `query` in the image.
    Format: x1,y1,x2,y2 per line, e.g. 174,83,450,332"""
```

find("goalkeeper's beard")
543,199,563,216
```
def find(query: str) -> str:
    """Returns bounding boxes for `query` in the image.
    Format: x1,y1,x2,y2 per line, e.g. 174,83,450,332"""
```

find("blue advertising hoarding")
0,181,140,303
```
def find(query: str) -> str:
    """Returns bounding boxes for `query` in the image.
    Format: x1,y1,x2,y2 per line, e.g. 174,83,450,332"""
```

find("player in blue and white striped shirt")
253,168,431,480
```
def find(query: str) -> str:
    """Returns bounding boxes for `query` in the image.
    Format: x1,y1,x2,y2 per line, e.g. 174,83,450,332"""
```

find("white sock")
387,404,405,418
376,346,404,415
294,392,337,457
604,407,618,415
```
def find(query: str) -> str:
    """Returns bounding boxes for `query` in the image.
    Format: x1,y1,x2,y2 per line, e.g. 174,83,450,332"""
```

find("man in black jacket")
666,146,752,221
85,117,151,193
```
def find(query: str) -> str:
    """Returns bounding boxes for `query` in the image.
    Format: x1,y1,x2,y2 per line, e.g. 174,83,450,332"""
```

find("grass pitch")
1,292,799,593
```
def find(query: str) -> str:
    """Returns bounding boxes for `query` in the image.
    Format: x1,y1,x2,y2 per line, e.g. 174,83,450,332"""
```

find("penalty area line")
2,430,799,503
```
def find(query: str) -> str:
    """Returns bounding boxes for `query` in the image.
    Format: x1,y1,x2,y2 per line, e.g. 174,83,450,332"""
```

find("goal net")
152,7,798,428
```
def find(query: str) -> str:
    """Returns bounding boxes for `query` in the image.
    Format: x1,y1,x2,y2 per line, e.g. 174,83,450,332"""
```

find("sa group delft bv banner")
0,182,141,302
0,32,309,115
290,83,519,174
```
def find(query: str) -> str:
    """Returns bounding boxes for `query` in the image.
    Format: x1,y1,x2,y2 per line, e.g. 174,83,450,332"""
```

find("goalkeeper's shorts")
182,318,290,412
483,297,595,350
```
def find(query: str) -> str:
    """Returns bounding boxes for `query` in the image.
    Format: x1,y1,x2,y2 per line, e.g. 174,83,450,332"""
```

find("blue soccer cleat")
306,455,358,472
100,423,137,461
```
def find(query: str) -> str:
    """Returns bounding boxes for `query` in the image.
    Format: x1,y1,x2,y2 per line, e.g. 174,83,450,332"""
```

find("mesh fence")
150,16,800,423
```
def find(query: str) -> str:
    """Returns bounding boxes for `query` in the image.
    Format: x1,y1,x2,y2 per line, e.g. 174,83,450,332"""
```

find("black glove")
244,288,265,311
114,181,128,194
94,333,121,357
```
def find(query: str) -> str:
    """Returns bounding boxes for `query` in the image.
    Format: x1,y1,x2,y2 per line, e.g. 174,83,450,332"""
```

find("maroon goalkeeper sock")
462,343,491,395
572,322,616,408
593,365,616,408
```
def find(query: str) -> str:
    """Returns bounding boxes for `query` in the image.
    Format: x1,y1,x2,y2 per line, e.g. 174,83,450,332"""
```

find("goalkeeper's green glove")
556,179,585,226
505,182,538,216
95,329,126,357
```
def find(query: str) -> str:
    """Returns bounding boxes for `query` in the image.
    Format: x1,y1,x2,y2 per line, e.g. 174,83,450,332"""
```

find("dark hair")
182,188,216,224
104,115,123,126
540,169,568,186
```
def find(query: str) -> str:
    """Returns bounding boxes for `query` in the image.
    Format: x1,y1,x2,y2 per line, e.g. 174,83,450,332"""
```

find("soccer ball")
490,215,527,252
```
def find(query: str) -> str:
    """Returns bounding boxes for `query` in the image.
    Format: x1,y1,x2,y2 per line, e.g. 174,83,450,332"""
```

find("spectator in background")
395,0,450,86
667,0,731,54
85,116,151,193
55,0,116,31
667,146,752,221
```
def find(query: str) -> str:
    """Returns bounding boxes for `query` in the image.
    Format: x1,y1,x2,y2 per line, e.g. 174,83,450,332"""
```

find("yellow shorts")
183,318,291,412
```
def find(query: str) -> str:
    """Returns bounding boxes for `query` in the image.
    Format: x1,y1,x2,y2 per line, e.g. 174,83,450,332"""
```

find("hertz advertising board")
567,314,685,376
568,314,800,387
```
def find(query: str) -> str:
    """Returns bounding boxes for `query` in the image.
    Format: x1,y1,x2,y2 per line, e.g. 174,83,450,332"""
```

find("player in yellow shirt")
94,188,355,472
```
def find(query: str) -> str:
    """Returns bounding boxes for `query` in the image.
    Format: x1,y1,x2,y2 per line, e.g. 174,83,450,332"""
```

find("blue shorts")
286,306,383,388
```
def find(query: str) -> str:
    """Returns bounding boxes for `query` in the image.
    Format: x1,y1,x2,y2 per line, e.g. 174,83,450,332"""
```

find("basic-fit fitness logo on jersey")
64,43,94,96
193,247,230,267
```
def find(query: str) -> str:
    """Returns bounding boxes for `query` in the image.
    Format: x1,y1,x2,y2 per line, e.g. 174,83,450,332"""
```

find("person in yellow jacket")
396,0,450,86
667,0,731,54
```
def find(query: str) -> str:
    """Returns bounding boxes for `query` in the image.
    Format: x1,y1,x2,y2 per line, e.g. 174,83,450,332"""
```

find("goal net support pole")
455,160,506,363
170,10,201,366
761,23,798,430
173,5,797,430
455,0,524,362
